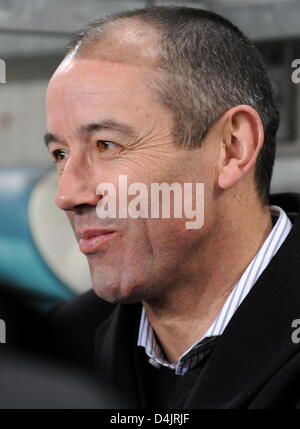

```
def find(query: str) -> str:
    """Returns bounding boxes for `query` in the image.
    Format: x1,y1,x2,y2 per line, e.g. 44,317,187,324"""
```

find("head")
46,6,279,304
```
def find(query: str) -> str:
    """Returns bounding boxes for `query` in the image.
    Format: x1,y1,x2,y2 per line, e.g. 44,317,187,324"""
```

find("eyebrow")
79,120,135,138
44,119,136,147
44,132,61,147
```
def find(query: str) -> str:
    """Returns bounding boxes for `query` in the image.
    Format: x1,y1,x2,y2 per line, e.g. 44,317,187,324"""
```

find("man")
46,6,300,408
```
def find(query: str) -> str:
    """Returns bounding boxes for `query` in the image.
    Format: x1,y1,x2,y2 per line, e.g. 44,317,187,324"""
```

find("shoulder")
49,290,116,364
50,289,115,324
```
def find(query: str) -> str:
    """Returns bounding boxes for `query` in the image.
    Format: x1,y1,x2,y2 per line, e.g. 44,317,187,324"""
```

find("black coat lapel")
185,214,300,408
94,301,147,408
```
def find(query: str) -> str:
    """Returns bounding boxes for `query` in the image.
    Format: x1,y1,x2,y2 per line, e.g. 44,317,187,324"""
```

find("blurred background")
0,0,299,306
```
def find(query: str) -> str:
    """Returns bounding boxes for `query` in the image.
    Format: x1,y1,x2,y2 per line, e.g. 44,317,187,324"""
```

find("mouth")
78,230,116,254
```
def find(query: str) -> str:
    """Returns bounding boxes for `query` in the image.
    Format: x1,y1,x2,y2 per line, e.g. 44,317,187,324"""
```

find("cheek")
136,218,193,258
146,216,215,269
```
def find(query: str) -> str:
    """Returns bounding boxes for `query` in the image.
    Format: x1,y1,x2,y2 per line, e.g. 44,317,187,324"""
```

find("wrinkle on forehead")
69,18,161,68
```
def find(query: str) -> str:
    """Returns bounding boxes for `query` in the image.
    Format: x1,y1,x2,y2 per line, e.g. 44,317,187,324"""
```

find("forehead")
47,57,156,121
46,57,173,137
47,58,149,100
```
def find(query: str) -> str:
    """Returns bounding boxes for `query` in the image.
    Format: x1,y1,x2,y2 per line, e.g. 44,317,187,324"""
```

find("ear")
217,105,264,190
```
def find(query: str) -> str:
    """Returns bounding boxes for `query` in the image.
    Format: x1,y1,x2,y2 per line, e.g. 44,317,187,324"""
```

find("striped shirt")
137,205,292,375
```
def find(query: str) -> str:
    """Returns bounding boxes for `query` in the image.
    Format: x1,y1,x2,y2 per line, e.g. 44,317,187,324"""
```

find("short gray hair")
67,6,279,204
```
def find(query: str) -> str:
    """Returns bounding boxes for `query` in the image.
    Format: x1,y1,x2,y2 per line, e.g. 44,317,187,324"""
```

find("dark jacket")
54,193,300,408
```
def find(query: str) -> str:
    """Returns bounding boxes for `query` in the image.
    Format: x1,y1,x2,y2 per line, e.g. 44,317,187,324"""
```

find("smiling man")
47,6,300,408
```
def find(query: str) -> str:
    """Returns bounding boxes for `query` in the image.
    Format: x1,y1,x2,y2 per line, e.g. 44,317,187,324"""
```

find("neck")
142,198,273,364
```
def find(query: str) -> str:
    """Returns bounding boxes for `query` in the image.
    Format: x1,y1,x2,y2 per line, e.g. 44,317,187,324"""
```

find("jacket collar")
185,212,300,408
94,301,146,408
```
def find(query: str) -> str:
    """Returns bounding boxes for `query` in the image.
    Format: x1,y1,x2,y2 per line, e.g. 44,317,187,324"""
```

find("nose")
55,159,100,212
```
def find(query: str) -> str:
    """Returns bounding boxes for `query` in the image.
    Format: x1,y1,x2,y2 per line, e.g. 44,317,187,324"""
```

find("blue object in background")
0,167,77,308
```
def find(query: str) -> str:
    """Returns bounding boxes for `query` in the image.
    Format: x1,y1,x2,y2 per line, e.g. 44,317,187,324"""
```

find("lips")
78,230,116,254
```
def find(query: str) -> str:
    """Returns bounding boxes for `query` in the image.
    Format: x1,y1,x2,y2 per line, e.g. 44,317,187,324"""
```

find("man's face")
46,56,218,303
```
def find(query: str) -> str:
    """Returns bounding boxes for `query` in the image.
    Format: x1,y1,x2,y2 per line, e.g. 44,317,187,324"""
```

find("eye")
96,140,119,151
51,149,67,163
97,140,118,151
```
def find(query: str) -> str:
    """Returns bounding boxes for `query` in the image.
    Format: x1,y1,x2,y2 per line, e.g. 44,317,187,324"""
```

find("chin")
92,279,147,304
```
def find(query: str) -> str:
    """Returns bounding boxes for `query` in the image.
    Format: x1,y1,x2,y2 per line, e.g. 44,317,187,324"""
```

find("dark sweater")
139,337,219,408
